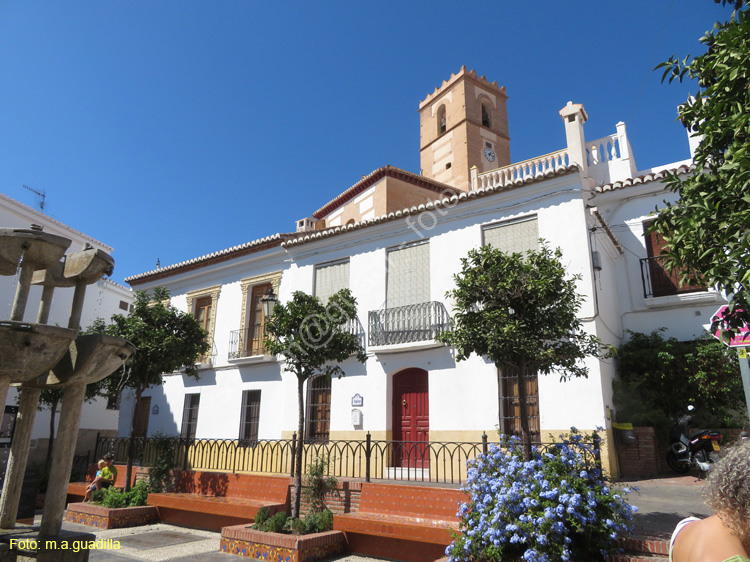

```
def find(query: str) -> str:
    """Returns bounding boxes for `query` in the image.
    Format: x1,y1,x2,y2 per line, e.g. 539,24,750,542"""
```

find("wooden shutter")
239,390,261,442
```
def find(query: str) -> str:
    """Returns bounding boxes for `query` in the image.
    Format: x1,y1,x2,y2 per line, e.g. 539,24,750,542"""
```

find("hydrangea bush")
447,431,637,562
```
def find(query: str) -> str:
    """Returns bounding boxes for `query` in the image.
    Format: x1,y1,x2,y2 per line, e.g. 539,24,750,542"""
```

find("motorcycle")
666,405,722,474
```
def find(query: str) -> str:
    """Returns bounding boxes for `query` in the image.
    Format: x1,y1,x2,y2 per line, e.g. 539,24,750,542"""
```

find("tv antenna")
23,185,46,212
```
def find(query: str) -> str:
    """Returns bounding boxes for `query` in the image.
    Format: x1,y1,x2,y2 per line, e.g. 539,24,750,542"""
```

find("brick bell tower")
419,66,510,191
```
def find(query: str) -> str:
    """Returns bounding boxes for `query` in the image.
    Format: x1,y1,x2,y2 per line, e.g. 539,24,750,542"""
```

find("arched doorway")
392,368,429,469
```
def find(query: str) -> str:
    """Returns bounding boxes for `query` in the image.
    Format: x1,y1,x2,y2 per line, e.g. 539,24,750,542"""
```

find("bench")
146,471,290,531
66,464,134,503
333,482,468,562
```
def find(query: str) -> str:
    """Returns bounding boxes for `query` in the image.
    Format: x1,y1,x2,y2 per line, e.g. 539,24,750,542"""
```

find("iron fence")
94,432,600,486
368,301,451,346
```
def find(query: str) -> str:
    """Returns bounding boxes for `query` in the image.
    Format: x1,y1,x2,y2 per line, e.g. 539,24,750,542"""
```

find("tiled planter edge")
64,502,159,530
220,525,346,562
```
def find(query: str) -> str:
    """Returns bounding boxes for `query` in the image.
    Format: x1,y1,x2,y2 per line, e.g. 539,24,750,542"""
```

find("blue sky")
0,1,729,284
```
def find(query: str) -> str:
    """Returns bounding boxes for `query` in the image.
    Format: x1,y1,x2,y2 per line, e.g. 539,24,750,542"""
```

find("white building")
124,68,719,476
1,192,134,466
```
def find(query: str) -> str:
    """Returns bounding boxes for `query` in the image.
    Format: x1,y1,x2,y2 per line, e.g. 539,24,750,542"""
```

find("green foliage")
98,480,149,508
438,243,604,456
101,287,210,395
147,433,177,493
252,511,288,533
253,506,271,528
614,330,745,434
91,488,105,503
303,455,337,513
654,3,750,334
447,431,635,562
264,289,366,519
438,243,603,379
264,289,367,382
291,509,334,535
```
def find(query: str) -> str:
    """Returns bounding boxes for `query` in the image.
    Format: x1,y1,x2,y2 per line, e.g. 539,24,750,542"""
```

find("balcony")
368,301,451,352
639,256,707,299
227,328,274,365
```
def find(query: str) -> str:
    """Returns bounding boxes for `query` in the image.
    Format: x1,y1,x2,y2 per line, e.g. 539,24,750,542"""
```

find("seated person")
102,454,118,488
83,460,106,501
670,440,750,562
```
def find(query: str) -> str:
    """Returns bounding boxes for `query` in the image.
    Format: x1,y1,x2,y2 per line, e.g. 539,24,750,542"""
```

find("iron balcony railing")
228,328,268,360
639,256,706,298
228,318,365,360
93,433,601,486
368,301,451,347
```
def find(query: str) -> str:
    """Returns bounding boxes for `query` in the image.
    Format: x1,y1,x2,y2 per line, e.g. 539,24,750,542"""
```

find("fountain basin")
0,322,77,382
28,334,135,388
0,228,71,277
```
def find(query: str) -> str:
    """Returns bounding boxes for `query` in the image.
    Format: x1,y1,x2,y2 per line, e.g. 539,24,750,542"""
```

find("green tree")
437,244,603,459
100,287,209,491
264,289,366,520
613,330,744,436
654,1,750,334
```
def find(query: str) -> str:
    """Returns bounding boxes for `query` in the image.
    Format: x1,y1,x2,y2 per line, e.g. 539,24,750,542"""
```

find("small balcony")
639,256,707,299
227,328,273,364
368,301,451,351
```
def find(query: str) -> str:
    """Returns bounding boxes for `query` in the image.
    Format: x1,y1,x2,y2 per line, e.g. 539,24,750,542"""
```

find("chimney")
296,218,316,233
559,101,588,174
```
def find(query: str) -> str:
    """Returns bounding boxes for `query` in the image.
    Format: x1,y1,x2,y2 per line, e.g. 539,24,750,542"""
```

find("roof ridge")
125,232,295,284
595,163,695,193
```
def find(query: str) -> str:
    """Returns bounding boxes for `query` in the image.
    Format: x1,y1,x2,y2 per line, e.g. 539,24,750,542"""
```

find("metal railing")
228,328,268,359
639,256,706,298
94,432,600,485
368,301,451,346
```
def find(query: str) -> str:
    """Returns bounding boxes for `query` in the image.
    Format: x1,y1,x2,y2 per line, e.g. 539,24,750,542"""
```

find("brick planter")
64,502,159,529
220,524,345,562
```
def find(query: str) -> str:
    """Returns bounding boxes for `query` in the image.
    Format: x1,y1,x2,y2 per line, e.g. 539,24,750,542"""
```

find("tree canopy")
100,286,210,490
653,1,750,334
613,330,745,436
265,289,366,519
438,243,603,458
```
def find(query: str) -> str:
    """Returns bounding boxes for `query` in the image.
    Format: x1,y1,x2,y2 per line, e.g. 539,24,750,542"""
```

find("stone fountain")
0,225,135,561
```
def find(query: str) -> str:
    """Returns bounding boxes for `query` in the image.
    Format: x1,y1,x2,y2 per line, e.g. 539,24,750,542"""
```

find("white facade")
0,193,134,461
124,76,719,477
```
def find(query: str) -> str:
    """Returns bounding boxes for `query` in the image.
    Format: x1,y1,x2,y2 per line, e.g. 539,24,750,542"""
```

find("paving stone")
116,530,205,550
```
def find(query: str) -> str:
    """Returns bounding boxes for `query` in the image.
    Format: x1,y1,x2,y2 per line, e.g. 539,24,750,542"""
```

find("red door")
393,369,429,468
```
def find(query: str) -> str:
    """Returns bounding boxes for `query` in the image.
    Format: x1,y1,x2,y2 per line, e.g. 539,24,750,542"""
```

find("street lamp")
261,288,278,319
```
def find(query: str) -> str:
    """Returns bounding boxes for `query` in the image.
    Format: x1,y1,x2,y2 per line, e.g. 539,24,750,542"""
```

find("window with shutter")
305,375,331,442
314,260,350,303
386,242,430,309
483,217,539,255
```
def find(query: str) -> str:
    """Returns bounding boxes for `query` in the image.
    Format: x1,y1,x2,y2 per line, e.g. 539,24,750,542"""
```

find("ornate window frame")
238,272,282,355
186,285,221,363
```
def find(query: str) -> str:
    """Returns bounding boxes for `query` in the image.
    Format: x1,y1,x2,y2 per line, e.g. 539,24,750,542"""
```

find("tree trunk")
45,397,59,475
125,387,142,493
517,360,532,461
496,367,503,436
292,375,305,520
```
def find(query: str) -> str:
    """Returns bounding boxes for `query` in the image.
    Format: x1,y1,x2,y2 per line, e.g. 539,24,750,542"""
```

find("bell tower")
419,67,510,191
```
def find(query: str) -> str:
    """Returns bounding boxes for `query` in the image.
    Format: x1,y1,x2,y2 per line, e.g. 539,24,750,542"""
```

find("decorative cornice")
419,66,507,110
284,165,579,249
313,166,458,220
125,233,295,286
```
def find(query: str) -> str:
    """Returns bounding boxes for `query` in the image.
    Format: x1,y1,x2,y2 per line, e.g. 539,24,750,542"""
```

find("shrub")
447,431,637,562
147,433,177,493
98,480,149,508
253,506,271,529
290,509,334,535
303,455,337,513
265,512,289,533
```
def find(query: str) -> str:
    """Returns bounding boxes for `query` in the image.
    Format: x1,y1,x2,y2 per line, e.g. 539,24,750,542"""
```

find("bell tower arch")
419,67,510,191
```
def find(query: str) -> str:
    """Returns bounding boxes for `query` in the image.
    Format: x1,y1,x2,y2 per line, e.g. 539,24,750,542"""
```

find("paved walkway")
15,474,710,561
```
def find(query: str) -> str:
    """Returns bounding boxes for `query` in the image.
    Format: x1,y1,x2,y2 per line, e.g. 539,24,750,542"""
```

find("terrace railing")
94,432,600,486
639,256,706,298
368,301,451,347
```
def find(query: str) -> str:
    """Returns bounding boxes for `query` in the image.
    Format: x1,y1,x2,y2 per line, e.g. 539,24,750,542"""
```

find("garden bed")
220,524,345,562
64,502,159,530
